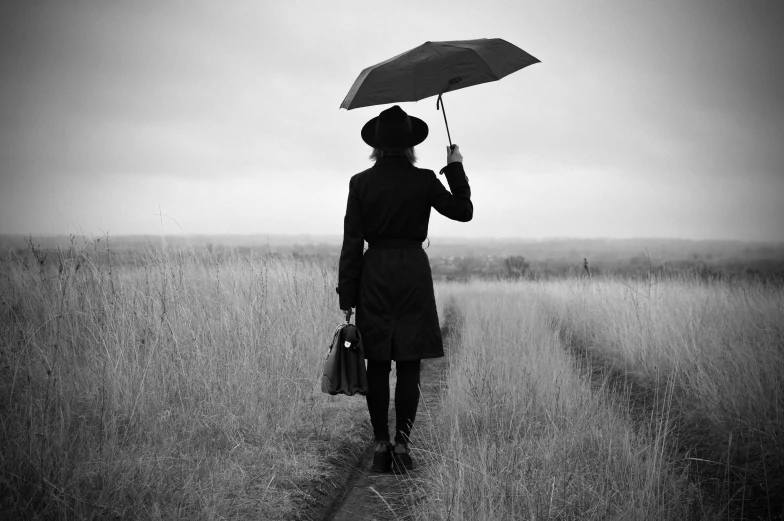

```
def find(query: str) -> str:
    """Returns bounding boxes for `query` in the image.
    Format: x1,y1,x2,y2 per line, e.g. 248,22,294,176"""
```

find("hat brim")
361,115,429,150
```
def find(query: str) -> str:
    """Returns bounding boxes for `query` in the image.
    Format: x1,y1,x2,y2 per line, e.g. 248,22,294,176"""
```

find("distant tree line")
429,254,784,284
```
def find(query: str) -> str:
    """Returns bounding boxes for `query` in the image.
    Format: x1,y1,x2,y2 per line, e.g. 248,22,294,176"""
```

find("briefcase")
321,314,368,396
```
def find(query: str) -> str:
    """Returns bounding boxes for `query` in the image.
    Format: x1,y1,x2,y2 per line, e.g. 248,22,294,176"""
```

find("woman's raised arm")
429,145,473,222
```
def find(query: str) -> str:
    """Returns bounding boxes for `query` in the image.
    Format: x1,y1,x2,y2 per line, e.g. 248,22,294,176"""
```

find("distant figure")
337,105,473,473
583,257,591,277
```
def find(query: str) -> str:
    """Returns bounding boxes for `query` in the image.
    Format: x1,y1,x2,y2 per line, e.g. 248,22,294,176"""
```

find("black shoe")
391,442,414,473
370,442,392,473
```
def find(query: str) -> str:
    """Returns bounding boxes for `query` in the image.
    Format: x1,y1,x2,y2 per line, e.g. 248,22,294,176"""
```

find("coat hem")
365,353,444,362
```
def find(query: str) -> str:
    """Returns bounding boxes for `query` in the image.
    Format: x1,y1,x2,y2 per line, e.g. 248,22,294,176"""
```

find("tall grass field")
2,242,782,519
414,278,783,520
1,243,367,519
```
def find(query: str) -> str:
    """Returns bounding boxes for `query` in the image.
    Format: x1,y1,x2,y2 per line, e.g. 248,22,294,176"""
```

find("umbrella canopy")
340,38,539,109
340,38,539,146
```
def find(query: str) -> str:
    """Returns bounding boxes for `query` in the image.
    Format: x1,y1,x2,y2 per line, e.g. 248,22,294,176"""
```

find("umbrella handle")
436,93,454,150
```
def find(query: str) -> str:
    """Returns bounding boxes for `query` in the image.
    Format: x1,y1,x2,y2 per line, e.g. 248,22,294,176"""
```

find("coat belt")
367,239,423,249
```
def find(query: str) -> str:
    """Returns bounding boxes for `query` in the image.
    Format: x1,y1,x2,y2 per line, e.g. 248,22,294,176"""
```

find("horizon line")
1,233,783,245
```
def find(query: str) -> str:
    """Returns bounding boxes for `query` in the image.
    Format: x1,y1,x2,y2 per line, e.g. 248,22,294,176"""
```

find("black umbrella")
340,38,540,147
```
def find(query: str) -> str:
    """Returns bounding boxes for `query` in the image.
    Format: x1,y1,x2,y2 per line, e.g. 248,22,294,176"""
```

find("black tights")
366,359,421,444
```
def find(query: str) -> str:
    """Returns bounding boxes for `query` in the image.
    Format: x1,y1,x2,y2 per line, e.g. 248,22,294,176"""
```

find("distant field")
5,234,783,282
2,243,782,519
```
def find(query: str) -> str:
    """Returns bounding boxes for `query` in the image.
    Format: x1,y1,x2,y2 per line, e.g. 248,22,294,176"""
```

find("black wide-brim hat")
361,105,428,151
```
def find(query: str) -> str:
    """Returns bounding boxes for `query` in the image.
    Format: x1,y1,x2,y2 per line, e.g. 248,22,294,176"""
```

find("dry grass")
5,242,781,520
412,281,708,520
0,243,367,519
542,275,784,518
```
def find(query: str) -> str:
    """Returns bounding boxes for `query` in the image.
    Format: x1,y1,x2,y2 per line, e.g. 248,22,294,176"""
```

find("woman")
337,105,472,473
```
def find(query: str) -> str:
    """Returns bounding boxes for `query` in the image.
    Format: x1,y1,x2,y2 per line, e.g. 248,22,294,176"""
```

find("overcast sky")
1,0,783,241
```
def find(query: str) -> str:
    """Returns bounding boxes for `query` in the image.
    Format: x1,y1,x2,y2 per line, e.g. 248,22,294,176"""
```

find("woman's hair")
369,147,417,165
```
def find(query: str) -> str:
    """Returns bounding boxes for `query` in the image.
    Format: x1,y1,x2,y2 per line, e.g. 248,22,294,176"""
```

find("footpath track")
559,327,783,520
315,305,459,521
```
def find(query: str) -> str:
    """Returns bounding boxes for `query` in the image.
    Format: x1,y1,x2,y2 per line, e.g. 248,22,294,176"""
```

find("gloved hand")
446,144,463,164
341,308,353,322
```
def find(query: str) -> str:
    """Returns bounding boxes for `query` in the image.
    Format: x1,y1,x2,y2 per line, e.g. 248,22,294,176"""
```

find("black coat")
337,155,472,361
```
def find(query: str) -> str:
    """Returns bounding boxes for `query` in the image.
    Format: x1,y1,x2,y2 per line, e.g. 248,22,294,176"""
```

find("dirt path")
316,305,459,521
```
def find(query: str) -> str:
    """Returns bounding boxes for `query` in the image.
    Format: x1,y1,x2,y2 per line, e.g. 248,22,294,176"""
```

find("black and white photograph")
1,1,783,519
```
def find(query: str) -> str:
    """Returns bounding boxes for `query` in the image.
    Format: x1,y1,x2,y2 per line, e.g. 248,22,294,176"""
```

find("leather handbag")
321,310,369,396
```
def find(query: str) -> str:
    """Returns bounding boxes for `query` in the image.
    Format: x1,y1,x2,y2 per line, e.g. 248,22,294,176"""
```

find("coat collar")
375,155,413,167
